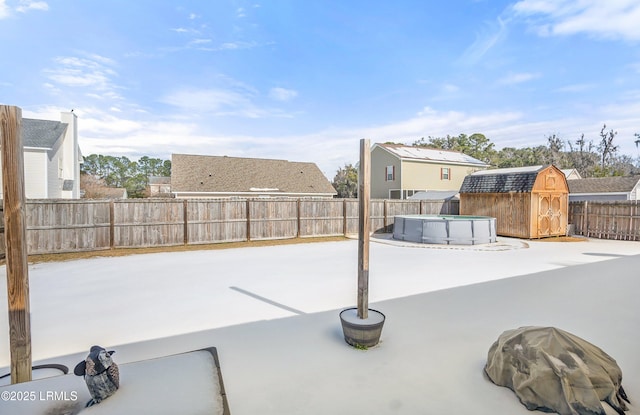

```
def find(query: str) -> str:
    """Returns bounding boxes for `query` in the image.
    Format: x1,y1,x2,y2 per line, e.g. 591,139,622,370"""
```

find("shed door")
537,193,563,237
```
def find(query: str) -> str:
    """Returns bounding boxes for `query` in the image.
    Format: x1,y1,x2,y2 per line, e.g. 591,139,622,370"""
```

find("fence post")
1,105,32,383
343,199,347,236
109,200,115,249
183,199,188,245
246,199,251,241
383,199,388,231
297,198,301,238
584,200,589,237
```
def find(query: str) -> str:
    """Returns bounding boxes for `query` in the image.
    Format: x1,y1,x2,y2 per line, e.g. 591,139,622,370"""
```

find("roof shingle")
21,118,67,148
171,154,336,196
567,176,640,194
460,166,545,193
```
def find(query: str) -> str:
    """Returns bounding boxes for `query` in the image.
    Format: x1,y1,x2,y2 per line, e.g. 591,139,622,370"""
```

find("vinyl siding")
25,150,48,198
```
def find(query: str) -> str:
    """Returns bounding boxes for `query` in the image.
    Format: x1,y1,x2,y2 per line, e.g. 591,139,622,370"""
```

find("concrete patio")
1,237,639,414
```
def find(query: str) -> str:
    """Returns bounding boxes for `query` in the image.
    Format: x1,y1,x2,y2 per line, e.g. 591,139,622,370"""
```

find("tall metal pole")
1,105,32,383
357,139,370,319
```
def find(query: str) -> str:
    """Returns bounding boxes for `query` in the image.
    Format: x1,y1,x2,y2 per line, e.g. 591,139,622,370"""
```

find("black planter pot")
339,308,385,348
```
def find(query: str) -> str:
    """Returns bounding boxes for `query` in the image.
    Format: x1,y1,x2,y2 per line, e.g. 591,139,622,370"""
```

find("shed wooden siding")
460,165,568,239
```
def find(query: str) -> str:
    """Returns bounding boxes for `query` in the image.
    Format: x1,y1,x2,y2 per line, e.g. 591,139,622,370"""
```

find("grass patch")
2,236,350,265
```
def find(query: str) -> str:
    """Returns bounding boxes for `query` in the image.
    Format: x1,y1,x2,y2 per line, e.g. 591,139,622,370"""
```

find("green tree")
332,163,358,198
413,133,495,163
81,154,171,198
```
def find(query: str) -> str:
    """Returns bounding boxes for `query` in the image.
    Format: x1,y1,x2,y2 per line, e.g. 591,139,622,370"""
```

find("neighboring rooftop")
407,190,459,201
460,166,546,193
21,118,68,149
472,165,580,180
374,143,489,167
171,154,337,197
567,175,640,194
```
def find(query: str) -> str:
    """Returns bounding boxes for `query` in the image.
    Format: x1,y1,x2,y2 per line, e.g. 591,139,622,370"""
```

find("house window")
385,165,395,181
389,189,401,199
441,167,450,180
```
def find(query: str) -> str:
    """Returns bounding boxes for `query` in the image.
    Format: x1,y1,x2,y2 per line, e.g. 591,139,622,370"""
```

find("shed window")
385,165,395,181
441,167,450,180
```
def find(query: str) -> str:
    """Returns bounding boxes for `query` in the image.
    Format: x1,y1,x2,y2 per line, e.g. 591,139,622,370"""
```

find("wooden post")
343,199,347,236
1,105,32,383
246,199,251,241
183,199,189,245
357,139,371,319
584,200,589,237
383,199,388,231
109,200,115,248
296,198,301,238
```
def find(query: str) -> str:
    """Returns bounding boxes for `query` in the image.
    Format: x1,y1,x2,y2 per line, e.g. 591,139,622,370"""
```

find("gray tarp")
485,326,630,415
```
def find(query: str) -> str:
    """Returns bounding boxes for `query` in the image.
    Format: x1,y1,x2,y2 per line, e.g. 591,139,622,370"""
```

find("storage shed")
459,165,569,239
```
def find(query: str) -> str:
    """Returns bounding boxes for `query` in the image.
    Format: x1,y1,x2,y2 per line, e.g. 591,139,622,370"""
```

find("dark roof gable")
21,118,68,149
171,154,336,195
460,172,538,193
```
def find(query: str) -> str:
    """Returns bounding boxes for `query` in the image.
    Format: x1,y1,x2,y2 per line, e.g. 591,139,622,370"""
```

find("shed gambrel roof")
460,165,546,193
567,176,640,194
374,143,489,167
21,118,68,149
171,154,337,196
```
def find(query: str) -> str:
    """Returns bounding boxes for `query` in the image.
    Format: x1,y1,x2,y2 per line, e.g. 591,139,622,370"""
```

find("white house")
0,111,82,199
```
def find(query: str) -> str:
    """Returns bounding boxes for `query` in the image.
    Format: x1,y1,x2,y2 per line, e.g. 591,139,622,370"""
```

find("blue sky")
2,0,640,178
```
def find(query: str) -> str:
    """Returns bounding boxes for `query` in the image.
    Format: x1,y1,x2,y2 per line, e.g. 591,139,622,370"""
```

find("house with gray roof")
170,154,337,198
371,143,489,199
0,111,82,199
568,176,640,201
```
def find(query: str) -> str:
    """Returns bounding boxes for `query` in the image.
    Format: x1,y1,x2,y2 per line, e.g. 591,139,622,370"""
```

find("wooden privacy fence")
569,200,640,241
0,198,458,255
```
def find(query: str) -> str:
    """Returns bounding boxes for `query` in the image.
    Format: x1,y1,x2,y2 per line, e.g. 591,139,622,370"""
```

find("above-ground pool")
393,215,497,245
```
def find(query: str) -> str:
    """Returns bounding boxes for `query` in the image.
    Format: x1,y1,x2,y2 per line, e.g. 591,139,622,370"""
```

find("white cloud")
498,72,541,85
555,83,595,93
190,38,212,45
0,0,48,18
16,0,48,13
269,87,298,102
162,89,251,113
0,0,9,19
512,0,640,41
441,84,460,93
459,17,508,65
44,54,122,99
218,41,259,50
